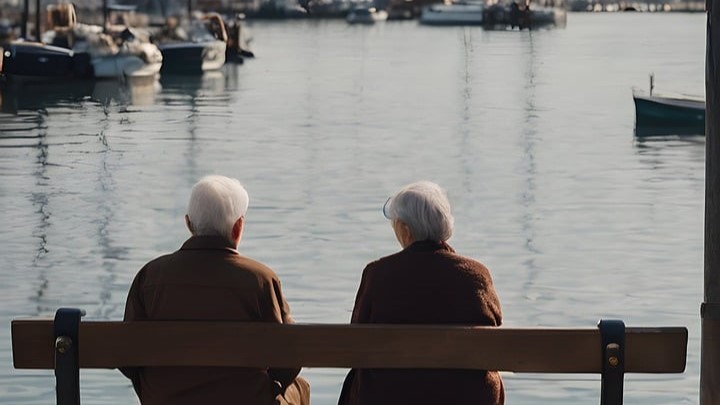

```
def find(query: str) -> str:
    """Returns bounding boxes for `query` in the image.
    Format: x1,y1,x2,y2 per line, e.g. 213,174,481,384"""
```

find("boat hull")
0,41,91,78
633,94,705,135
420,7,484,25
159,41,226,75
346,10,389,24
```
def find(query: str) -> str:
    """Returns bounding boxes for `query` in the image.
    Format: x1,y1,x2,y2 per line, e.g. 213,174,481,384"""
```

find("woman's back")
342,240,504,405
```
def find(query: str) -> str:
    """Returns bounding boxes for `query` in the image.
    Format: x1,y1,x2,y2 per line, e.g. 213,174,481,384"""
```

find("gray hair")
186,175,249,240
385,181,454,242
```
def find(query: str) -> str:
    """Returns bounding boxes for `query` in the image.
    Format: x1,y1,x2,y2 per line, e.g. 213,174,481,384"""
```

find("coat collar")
180,235,239,253
404,240,455,254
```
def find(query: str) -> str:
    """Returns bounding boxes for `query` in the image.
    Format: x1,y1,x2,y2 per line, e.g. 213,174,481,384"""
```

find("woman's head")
186,175,249,242
383,181,454,245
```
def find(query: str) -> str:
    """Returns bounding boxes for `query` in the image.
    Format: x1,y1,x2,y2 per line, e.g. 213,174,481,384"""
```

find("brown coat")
339,240,504,405
121,235,301,405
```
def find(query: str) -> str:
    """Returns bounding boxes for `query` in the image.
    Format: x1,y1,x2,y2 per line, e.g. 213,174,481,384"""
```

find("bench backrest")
12,319,687,371
11,309,688,405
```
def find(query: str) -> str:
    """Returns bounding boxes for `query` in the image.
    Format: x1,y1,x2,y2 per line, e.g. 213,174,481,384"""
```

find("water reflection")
0,76,160,113
159,71,227,96
519,32,541,298
29,111,51,315
158,70,229,186
634,125,706,138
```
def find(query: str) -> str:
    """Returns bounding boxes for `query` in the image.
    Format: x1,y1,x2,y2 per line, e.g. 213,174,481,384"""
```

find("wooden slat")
11,320,687,373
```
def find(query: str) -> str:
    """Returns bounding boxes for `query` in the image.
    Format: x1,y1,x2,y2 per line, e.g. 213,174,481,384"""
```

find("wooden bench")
12,308,688,405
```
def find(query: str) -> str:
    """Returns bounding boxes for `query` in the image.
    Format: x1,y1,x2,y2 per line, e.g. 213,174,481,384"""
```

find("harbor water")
0,12,705,404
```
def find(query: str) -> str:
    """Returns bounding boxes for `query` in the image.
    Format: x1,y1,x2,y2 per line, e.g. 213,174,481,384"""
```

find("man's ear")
185,215,194,235
232,217,244,241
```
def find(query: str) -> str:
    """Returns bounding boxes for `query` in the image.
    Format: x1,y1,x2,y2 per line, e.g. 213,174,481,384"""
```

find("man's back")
122,235,295,405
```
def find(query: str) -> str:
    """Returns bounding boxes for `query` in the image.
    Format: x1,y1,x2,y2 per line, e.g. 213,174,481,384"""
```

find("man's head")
185,175,249,246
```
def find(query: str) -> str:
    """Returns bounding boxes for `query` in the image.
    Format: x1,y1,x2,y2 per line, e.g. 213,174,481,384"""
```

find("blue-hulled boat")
633,74,705,136
633,94,705,127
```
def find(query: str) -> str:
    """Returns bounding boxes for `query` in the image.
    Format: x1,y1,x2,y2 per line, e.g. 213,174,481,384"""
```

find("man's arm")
264,277,301,392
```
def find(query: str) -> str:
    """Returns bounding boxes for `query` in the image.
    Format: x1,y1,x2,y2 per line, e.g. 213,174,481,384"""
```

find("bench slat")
11,320,687,373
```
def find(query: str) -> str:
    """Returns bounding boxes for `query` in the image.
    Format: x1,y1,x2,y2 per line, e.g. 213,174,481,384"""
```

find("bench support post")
54,308,83,405
598,319,625,405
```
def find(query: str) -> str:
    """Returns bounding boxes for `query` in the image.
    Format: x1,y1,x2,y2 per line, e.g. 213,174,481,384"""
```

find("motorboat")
41,3,163,79
420,1,485,26
346,6,389,24
0,40,86,79
152,13,227,74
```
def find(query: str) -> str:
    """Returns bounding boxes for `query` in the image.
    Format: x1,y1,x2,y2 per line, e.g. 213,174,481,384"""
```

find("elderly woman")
338,181,504,405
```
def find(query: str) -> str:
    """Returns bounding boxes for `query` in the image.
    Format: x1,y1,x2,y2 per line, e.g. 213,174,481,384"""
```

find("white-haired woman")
338,181,504,405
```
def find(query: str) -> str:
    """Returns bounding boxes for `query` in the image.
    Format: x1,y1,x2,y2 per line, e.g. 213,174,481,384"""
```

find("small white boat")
346,7,389,24
420,1,485,26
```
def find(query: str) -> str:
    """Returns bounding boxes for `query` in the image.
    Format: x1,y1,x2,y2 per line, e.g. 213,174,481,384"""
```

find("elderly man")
339,181,504,405
120,175,309,405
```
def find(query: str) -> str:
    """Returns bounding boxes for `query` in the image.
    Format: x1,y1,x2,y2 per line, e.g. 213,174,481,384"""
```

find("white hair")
186,175,249,240
386,181,454,242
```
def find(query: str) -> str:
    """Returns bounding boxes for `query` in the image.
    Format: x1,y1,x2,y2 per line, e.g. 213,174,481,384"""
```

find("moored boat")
633,93,705,135
0,40,86,79
346,7,389,24
152,13,227,74
420,1,485,26
41,3,163,79
632,74,705,136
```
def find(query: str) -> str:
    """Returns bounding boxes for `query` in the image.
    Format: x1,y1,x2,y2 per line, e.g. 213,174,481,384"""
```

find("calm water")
0,12,706,404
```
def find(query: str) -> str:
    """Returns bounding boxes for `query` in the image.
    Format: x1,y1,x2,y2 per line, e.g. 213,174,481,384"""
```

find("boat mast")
701,0,720,401
103,0,108,31
21,0,28,38
35,0,40,41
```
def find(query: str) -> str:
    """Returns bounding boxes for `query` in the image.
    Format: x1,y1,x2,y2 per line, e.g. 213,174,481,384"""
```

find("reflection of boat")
633,75,705,136
346,7,389,24
420,1,485,26
159,70,225,94
0,77,95,112
0,75,158,112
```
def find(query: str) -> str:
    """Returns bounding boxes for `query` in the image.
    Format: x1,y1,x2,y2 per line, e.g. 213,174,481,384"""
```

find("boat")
0,40,86,79
0,2,91,80
420,1,485,26
346,6,389,24
41,3,163,79
633,74,705,136
482,1,567,29
152,14,227,74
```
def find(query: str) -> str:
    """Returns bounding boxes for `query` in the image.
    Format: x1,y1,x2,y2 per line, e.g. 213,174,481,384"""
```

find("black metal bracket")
54,308,84,405
598,319,625,405
701,302,720,321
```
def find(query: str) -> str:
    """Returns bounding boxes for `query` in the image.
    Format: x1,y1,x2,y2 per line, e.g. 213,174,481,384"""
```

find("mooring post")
702,0,720,402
